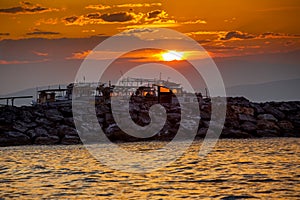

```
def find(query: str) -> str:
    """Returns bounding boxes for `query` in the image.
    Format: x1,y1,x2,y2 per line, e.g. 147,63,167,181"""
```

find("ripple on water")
0,138,299,199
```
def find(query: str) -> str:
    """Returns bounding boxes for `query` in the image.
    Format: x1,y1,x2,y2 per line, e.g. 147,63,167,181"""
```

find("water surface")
0,138,299,199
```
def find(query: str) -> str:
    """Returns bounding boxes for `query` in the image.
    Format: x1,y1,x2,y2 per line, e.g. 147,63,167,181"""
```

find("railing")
0,96,33,106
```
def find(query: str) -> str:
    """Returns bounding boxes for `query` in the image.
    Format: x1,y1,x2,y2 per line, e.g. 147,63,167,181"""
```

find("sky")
0,0,300,101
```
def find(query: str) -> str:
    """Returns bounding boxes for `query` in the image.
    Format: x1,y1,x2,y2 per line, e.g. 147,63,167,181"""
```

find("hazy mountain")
226,78,300,102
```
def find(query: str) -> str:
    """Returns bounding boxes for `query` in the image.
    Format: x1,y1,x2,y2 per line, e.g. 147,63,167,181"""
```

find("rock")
61,135,81,144
59,106,73,117
241,121,257,132
34,135,60,145
63,117,75,127
231,105,254,116
287,113,300,128
20,110,33,123
27,127,48,138
13,122,29,133
0,131,31,146
221,128,252,138
278,120,294,131
238,114,256,123
228,97,250,106
278,102,297,113
257,120,280,131
257,129,280,137
105,113,115,124
200,111,211,120
58,125,78,137
250,103,265,115
45,109,64,122
36,117,53,126
167,112,181,123
105,124,121,137
263,105,285,120
257,114,278,122
197,127,208,137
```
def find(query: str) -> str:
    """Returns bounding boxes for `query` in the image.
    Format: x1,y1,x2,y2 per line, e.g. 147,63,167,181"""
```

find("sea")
0,138,299,199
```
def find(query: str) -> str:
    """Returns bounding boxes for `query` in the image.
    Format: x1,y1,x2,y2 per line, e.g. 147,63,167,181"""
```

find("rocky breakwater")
0,97,300,146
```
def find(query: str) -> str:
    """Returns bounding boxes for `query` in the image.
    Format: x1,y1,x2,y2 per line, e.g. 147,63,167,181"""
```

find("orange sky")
0,0,300,57
0,1,300,100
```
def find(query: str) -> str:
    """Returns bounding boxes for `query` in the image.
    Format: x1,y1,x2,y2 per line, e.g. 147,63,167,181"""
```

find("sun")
161,50,184,61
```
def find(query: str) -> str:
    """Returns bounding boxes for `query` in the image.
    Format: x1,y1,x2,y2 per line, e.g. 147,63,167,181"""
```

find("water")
0,138,299,199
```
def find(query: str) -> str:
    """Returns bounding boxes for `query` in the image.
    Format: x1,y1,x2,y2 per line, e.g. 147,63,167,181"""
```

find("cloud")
0,2,58,14
221,31,255,40
64,16,78,23
85,3,162,10
145,10,174,24
101,12,134,22
0,59,48,65
32,51,48,56
35,18,58,26
147,10,165,19
0,33,10,36
26,29,60,35
85,4,111,10
259,32,300,39
63,12,143,25
181,19,207,24
66,50,91,60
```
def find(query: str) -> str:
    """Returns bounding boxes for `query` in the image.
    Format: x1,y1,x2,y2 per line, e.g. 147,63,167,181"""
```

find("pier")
0,96,33,106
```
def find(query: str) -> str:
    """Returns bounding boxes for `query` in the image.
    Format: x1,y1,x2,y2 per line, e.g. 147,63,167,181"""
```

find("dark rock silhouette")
0,97,299,146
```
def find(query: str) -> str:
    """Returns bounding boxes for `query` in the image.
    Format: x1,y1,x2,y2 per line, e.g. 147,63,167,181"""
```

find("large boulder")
257,114,278,122
0,131,31,146
27,127,48,138
238,114,256,123
263,104,285,120
45,109,64,122
34,135,60,145
61,135,81,144
257,120,280,131
241,121,257,133
58,125,78,138
231,105,254,116
278,120,294,132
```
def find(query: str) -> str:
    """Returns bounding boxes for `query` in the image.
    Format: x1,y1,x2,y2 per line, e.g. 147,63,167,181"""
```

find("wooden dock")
0,96,33,106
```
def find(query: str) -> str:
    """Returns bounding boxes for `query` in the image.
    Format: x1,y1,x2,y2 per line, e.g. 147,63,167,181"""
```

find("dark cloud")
0,6,48,14
21,1,32,6
64,16,78,23
26,30,60,35
221,31,255,40
0,33,10,36
100,12,133,22
0,2,56,14
86,13,101,19
147,10,162,19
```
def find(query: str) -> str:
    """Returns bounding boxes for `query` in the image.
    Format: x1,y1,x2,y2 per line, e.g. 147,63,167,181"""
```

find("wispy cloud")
32,51,48,57
181,19,207,25
0,59,48,65
66,50,91,60
85,3,162,10
0,1,58,14
35,18,58,26
26,29,60,35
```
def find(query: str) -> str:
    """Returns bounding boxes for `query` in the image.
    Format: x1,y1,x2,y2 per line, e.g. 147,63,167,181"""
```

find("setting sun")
161,51,184,61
